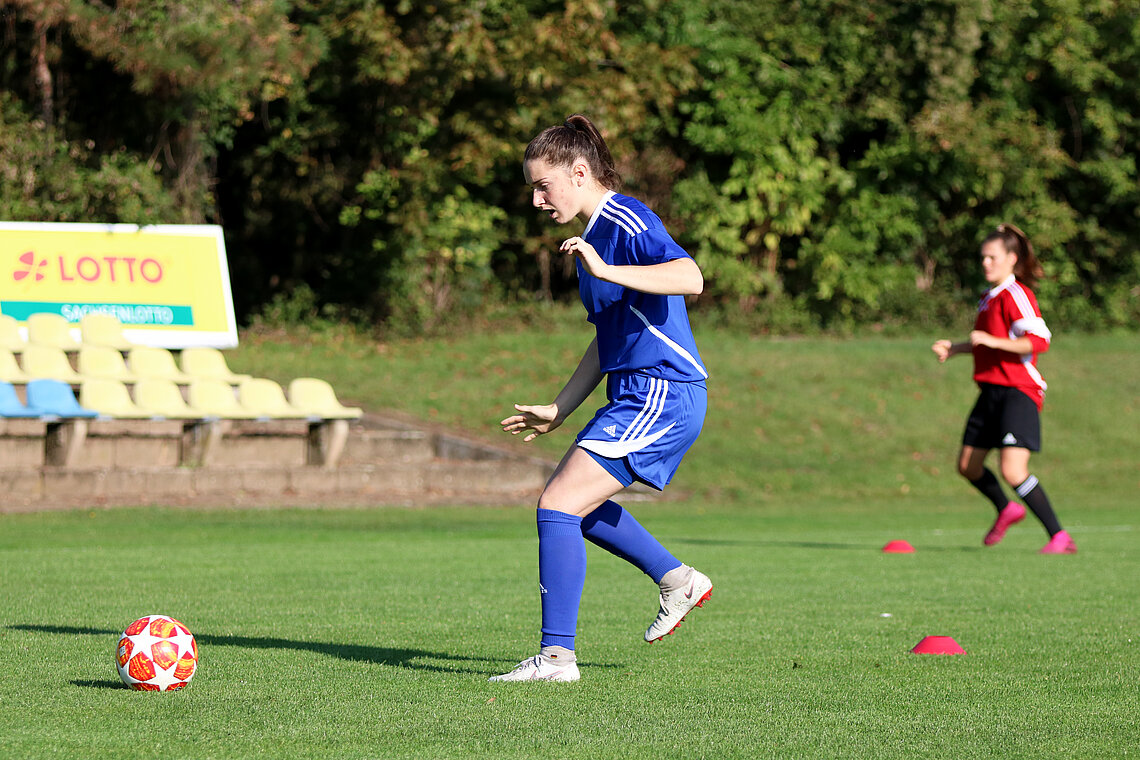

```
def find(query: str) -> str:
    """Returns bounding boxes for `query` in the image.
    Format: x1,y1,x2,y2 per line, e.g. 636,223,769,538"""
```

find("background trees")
2,0,1136,331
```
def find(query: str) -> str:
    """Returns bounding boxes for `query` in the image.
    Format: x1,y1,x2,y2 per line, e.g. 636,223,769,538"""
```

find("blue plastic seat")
0,381,40,418
24,378,98,418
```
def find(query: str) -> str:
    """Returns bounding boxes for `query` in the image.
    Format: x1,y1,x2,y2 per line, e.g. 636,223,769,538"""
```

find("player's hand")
560,236,608,279
969,330,994,348
500,403,562,443
931,339,953,362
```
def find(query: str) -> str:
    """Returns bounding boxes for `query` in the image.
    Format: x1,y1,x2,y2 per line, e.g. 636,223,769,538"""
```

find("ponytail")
524,114,622,191
984,222,1043,289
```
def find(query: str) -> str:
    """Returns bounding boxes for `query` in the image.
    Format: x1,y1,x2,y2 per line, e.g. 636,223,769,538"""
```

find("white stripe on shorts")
621,377,668,443
579,422,677,459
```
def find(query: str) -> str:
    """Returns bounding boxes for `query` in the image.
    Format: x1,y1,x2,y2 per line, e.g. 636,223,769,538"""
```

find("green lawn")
1,324,1137,758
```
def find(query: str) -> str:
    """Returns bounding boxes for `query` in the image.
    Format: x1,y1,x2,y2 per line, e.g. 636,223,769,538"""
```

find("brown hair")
524,114,622,191
984,222,1043,289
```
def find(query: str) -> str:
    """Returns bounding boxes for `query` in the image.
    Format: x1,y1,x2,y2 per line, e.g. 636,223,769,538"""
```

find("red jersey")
972,275,1051,410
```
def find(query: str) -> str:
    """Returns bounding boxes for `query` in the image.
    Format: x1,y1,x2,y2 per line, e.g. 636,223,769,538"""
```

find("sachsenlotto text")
0,223,237,349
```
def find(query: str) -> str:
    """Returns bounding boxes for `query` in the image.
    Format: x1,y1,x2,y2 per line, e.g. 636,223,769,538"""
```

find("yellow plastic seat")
188,379,258,419
79,378,152,419
0,315,27,353
288,377,363,419
27,313,81,350
21,345,82,383
0,349,31,383
80,313,134,350
179,347,251,384
128,346,192,383
134,378,207,419
78,346,138,382
238,378,308,419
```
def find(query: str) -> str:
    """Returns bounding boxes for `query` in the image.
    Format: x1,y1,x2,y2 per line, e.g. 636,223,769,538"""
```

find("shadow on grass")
675,537,985,552
8,624,575,675
71,679,127,689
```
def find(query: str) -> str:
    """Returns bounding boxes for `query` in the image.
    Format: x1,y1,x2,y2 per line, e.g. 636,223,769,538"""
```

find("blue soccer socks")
580,500,682,583
536,508,587,650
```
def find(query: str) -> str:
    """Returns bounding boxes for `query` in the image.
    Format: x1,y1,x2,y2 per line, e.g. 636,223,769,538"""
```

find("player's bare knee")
957,459,981,480
537,488,569,514
1000,464,1028,486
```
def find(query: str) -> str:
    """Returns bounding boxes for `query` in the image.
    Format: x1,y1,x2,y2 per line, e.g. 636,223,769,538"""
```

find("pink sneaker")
1039,530,1077,554
984,502,1026,546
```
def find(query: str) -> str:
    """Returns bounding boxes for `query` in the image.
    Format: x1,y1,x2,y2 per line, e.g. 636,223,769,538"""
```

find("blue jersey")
579,191,708,382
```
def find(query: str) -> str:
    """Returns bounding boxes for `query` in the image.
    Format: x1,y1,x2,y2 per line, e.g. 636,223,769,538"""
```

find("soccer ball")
115,615,198,691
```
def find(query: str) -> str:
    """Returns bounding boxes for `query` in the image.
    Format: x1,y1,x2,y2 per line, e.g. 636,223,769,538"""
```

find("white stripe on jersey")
629,306,709,379
1021,354,1048,392
980,274,1014,312
606,198,649,233
601,209,638,236
1007,281,1036,319
1010,316,1052,341
1007,283,1051,341
582,190,616,238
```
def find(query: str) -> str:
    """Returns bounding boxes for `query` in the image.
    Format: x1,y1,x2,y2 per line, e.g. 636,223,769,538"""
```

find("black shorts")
962,384,1041,451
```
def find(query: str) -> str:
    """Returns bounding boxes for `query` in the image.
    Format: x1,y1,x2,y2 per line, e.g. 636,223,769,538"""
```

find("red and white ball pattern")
115,615,198,691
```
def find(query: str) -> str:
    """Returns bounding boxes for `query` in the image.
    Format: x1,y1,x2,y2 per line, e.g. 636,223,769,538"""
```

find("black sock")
1016,476,1063,537
970,468,1009,512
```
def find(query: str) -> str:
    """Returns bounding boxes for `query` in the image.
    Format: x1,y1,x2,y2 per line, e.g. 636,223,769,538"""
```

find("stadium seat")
128,346,192,382
79,313,134,350
24,378,97,418
79,378,152,419
0,315,26,353
27,312,81,351
0,380,39,417
21,344,83,383
288,377,363,419
134,378,208,419
238,377,309,419
0,349,32,383
179,347,251,384
188,379,258,419
77,346,139,382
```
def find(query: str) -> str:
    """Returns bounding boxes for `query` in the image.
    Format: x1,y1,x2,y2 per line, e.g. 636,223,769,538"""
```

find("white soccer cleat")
488,655,581,683
645,567,713,642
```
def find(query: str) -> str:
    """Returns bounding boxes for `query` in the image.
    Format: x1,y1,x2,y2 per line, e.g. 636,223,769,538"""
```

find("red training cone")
882,540,915,553
911,636,966,655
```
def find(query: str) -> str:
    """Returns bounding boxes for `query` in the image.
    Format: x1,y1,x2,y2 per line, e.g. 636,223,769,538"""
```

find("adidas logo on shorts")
603,425,618,437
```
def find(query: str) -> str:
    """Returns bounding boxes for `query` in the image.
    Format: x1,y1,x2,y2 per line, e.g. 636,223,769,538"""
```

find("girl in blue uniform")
490,115,712,682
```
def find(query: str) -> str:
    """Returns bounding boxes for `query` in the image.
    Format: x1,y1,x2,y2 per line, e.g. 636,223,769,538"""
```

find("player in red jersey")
932,223,1076,554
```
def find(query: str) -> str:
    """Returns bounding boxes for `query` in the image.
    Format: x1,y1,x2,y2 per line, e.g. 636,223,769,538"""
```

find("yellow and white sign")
0,222,238,348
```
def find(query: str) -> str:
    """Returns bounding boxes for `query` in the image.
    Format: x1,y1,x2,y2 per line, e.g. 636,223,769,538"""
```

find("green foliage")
1,0,1138,331
0,94,181,223
374,187,507,334
1,0,317,220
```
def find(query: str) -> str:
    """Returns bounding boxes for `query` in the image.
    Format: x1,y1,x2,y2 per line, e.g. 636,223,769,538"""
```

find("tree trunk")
32,20,53,126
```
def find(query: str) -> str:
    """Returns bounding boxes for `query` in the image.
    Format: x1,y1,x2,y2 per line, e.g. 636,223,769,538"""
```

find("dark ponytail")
524,114,622,191
984,222,1043,289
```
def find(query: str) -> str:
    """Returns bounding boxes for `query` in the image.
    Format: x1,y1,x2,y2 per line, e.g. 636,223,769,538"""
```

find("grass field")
2,321,1138,758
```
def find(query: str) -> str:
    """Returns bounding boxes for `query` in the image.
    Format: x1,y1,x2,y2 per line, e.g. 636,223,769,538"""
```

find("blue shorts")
575,372,707,490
